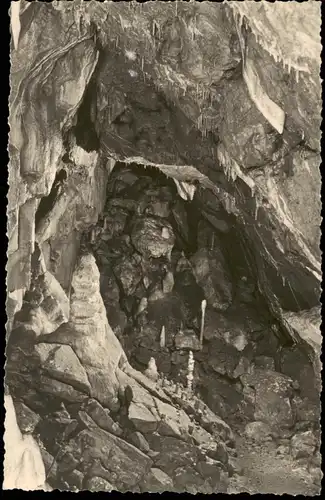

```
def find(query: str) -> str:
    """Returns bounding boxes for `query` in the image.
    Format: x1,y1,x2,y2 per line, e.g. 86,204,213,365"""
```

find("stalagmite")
90,227,96,243
160,325,166,348
199,299,207,348
144,357,159,382
187,350,195,394
210,232,215,252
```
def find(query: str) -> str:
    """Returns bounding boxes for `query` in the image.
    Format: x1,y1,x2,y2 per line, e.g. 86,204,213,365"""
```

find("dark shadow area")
35,168,67,228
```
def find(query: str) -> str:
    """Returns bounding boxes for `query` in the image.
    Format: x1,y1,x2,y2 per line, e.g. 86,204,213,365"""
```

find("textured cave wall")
8,0,321,329
6,0,322,492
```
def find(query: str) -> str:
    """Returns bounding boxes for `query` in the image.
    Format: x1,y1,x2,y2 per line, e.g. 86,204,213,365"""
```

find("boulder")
206,339,241,378
291,396,320,426
35,343,91,393
131,217,175,259
128,402,159,433
68,427,152,489
37,376,88,404
173,466,210,494
203,311,249,351
153,437,199,477
140,467,174,492
86,477,114,492
200,441,229,466
191,426,213,447
196,460,223,488
290,430,317,460
232,357,252,379
155,397,191,438
244,421,273,443
174,330,201,351
63,470,84,490
128,432,150,453
241,369,295,433
57,450,80,474
85,399,122,435
13,401,41,434
198,408,235,446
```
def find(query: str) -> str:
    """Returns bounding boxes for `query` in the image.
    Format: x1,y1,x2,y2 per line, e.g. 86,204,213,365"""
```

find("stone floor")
228,435,321,495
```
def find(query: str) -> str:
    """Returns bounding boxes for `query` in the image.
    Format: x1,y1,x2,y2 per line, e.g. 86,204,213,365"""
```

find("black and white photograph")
4,0,322,494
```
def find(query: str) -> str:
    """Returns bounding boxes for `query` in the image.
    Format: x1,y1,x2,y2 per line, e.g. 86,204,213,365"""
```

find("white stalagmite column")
187,350,195,393
200,299,207,348
160,325,166,348
144,357,159,382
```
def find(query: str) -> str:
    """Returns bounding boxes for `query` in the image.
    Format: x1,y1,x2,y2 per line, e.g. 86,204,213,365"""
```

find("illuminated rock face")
6,1,321,493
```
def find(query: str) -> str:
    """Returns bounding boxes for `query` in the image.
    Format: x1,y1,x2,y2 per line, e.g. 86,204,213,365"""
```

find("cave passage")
84,160,301,424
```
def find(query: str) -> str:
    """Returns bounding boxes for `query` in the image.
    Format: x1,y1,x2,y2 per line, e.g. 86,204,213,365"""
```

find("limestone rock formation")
6,1,321,494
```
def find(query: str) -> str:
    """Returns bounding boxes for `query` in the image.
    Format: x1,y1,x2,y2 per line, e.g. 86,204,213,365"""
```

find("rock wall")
6,253,236,493
6,1,321,493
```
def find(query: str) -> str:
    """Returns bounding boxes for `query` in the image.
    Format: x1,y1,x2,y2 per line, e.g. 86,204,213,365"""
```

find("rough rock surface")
6,1,321,494
6,255,234,492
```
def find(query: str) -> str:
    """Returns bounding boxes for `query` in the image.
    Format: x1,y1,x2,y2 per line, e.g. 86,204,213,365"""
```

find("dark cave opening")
94,160,277,320
72,78,100,153
83,159,303,424
35,168,67,228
